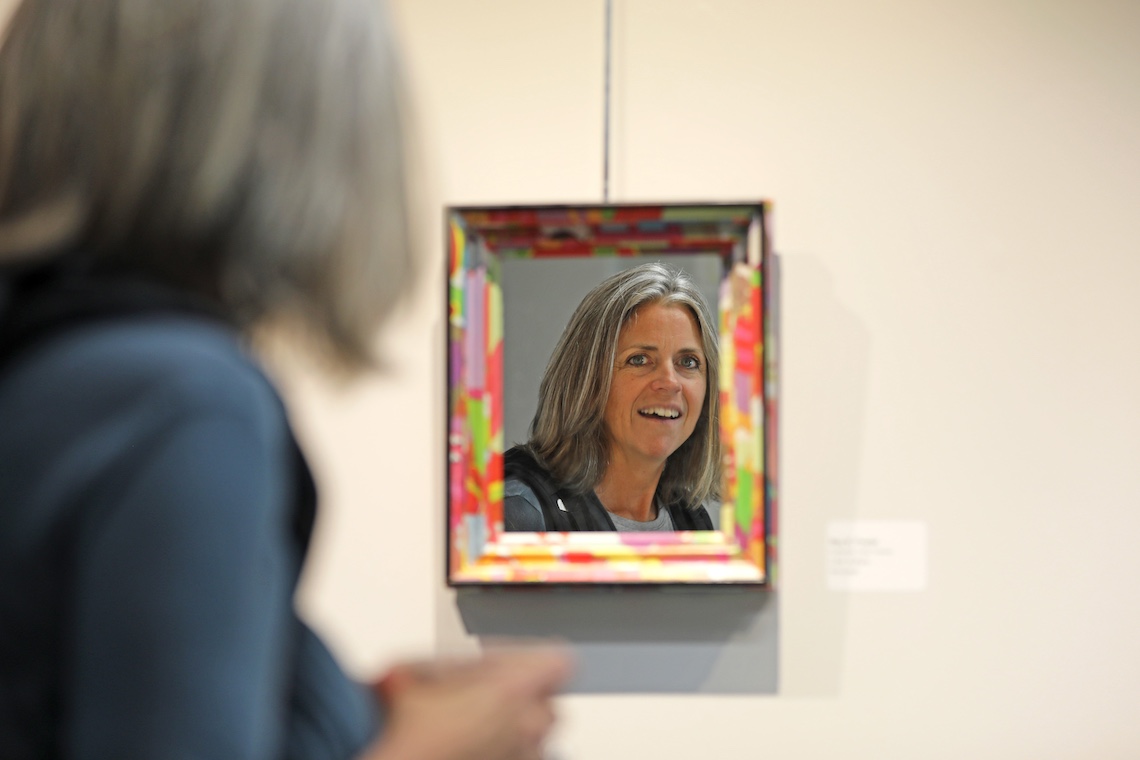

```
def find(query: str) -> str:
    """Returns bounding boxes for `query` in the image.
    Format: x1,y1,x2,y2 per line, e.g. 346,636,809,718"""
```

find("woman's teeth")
639,407,680,419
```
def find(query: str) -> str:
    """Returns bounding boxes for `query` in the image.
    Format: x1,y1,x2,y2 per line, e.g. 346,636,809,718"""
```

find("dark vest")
503,446,713,531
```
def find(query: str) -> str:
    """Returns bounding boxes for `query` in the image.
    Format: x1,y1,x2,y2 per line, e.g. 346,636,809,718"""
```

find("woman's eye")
679,355,701,370
627,354,649,367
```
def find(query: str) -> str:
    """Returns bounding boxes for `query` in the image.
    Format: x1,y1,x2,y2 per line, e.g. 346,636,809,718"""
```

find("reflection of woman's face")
603,303,706,473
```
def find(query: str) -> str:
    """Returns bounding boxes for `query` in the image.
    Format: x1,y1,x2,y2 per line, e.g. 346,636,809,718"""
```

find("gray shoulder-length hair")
526,261,721,508
0,0,411,368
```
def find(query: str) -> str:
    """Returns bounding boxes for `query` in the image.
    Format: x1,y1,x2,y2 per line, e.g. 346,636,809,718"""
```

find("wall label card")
826,520,928,592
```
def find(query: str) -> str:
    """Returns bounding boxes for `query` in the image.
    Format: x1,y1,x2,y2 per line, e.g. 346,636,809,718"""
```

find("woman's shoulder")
0,317,290,497
502,446,548,531
6,316,278,418
0,315,305,591
71,316,262,382
503,478,546,531
503,446,558,492
503,444,543,473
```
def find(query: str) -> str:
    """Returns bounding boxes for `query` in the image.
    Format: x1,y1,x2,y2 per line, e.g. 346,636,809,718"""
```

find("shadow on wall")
457,587,777,695
779,252,870,698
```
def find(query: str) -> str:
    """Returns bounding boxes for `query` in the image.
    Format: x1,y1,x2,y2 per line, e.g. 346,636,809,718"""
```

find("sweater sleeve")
62,399,297,760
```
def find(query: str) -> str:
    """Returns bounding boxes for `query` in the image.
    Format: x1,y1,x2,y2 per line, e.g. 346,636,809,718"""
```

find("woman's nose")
652,363,682,391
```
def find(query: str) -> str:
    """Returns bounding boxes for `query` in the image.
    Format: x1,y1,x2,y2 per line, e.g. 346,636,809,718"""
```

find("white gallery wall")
293,1,1140,758
286,2,1140,758
4,0,1136,757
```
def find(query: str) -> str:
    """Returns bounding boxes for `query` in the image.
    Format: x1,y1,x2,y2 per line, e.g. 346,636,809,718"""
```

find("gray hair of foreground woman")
0,0,411,369
525,262,721,508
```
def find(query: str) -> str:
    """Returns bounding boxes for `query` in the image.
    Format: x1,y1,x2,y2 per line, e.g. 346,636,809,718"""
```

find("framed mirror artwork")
447,203,777,585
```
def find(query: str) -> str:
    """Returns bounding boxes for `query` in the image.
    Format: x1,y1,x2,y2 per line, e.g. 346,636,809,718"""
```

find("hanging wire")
602,0,613,203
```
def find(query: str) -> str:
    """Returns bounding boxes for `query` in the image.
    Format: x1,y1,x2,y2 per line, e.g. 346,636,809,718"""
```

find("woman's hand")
362,648,572,760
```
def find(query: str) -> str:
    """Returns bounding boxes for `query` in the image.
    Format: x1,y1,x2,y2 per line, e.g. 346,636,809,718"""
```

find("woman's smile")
638,405,682,420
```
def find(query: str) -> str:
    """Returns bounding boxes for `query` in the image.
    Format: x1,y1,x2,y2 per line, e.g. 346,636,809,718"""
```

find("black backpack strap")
666,501,714,530
561,490,617,531
536,490,582,532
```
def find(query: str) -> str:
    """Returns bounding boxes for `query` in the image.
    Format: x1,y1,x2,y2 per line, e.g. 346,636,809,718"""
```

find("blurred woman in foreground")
0,0,568,758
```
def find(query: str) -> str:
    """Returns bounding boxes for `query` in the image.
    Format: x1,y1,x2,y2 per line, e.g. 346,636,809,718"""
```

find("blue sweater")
0,314,378,759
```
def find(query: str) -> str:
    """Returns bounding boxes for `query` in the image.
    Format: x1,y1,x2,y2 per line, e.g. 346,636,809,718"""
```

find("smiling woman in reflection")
504,262,719,532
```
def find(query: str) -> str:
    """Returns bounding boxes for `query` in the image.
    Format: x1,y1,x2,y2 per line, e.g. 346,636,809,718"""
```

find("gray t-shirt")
607,504,675,532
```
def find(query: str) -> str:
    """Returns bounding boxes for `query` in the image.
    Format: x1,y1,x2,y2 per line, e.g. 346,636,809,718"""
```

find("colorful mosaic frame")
447,203,777,585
